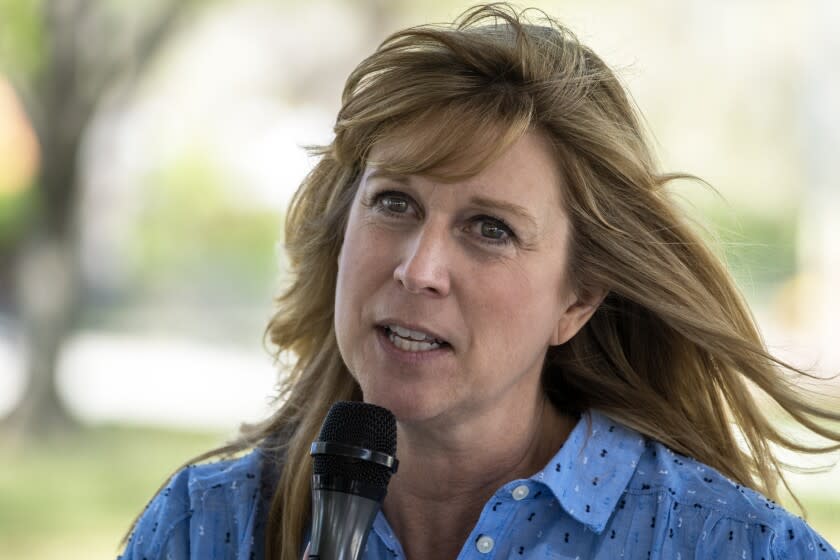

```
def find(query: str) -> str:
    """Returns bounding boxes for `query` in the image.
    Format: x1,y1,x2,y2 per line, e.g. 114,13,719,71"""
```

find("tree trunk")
1,0,195,439
1,0,90,438
5,235,81,437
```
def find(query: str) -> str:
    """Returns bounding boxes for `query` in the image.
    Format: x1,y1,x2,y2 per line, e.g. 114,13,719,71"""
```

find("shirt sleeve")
118,468,192,560
694,511,838,560
770,514,839,560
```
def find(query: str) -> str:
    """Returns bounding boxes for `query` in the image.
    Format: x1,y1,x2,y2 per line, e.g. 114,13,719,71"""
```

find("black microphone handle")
308,488,381,560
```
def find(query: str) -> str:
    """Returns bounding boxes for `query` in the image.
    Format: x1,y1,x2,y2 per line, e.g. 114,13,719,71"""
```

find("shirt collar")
530,409,646,533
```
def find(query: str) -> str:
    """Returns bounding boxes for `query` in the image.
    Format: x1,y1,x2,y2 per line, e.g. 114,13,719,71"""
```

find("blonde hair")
126,4,840,559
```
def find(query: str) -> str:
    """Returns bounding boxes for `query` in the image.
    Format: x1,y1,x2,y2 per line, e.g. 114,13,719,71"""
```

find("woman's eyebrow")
366,169,410,184
468,195,538,229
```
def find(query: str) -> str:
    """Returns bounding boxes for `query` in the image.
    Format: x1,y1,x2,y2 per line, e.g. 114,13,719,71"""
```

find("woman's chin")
360,389,449,424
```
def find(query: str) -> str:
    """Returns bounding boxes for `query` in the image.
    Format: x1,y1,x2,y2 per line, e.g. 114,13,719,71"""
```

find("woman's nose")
393,226,451,297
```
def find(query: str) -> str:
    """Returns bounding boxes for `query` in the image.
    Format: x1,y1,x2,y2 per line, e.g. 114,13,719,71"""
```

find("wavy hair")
125,4,840,559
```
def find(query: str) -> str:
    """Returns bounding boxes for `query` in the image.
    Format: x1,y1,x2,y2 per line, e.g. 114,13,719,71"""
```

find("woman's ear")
550,288,607,346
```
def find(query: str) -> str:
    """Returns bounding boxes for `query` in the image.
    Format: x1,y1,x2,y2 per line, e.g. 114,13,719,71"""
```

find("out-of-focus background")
0,0,838,558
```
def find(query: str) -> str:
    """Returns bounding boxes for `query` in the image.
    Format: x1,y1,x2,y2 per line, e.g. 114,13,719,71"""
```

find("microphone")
308,401,399,560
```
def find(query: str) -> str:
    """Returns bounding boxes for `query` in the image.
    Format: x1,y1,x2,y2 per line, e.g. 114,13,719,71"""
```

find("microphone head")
313,401,397,491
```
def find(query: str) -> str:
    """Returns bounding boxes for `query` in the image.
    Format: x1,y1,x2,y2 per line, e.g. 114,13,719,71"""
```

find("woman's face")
334,130,596,426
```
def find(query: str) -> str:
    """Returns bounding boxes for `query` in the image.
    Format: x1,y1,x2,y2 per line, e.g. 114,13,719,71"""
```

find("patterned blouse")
119,410,838,559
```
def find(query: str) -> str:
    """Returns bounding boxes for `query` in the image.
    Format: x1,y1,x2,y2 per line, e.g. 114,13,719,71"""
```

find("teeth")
386,327,441,352
389,324,439,343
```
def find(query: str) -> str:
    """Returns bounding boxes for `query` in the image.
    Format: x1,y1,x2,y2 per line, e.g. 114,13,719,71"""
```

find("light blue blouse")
119,410,838,559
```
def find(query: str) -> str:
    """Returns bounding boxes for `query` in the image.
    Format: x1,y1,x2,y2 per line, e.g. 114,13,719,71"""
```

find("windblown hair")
129,4,840,560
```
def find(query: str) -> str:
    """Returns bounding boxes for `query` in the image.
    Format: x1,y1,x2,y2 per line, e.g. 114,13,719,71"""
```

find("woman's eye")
480,221,507,240
470,217,514,245
374,192,411,214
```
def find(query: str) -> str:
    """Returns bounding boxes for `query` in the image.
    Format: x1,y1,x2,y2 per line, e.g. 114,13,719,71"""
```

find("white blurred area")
0,0,839,435
0,329,278,431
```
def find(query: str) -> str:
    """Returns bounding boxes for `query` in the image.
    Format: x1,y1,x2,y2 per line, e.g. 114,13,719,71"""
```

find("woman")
120,4,840,559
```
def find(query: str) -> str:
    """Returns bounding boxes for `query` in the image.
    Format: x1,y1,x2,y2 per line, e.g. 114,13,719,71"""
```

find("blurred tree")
0,0,206,438
127,151,282,308
0,0,410,439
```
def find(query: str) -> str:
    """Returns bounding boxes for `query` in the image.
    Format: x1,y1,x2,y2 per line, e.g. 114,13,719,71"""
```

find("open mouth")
378,324,450,352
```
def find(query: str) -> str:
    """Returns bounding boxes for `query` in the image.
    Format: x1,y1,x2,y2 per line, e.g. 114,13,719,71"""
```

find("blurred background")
0,0,838,557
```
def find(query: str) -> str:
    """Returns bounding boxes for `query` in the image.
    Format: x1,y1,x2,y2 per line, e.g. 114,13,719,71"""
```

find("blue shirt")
119,410,838,559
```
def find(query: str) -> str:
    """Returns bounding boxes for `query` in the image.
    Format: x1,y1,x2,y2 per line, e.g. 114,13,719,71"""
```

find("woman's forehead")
365,128,563,193
363,131,566,215
360,106,536,182
364,123,556,185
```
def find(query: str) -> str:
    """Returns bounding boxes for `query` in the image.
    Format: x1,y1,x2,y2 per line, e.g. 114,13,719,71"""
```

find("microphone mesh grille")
313,401,397,488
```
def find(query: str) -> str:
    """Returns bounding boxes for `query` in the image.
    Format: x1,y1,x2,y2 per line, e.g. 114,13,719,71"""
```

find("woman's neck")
381,398,575,560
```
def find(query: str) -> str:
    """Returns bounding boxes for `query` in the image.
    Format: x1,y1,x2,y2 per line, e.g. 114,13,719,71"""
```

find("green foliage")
0,0,45,77
0,424,223,559
128,150,282,305
705,206,798,300
674,187,799,303
0,185,37,248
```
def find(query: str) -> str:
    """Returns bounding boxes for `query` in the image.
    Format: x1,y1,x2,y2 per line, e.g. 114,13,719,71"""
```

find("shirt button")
476,535,494,553
512,484,529,500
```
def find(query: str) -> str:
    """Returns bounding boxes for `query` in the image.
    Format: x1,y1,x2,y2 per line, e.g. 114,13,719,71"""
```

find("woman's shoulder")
546,411,837,558
118,449,265,560
627,437,837,558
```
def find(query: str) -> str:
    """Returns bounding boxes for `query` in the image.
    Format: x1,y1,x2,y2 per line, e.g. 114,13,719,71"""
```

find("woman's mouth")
380,324,449,352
